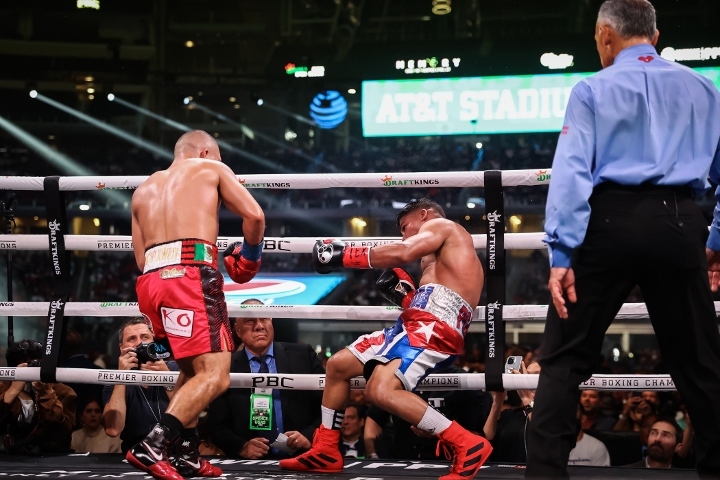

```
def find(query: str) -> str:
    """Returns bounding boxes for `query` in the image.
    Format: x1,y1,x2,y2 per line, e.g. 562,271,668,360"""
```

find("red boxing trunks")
136,238,234,359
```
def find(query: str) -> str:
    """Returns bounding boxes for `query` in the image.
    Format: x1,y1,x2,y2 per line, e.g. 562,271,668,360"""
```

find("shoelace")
435,440,462,471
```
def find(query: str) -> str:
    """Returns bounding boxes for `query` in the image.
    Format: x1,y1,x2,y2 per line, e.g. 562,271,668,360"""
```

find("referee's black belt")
593,181,695,199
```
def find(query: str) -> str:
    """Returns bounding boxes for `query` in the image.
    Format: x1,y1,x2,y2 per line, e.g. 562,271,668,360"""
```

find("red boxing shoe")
435,421,493,480
279,425,343,472
173,457,222,477
126,442,184,480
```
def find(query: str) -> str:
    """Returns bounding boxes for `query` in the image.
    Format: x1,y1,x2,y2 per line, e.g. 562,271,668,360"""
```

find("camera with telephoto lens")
133,342,170,366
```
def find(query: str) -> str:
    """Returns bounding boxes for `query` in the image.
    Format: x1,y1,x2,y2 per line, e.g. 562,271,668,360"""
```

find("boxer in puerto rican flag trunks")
281,198,492,480
349,283,472,391
126,130,265,480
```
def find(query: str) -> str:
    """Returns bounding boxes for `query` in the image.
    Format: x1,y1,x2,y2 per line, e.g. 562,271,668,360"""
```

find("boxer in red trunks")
280,198,492,480
126,130,265,480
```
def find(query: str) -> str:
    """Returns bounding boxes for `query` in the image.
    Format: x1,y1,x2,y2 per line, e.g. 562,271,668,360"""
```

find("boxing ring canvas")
0,455,699,478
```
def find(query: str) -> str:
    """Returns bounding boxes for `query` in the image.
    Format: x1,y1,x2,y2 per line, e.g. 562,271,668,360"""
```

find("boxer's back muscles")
132,158,263,272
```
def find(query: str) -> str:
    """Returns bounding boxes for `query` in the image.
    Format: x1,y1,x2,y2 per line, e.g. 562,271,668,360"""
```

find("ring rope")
0,368,676,392
0,169,551,191
1,302,715,320
0,234,546,252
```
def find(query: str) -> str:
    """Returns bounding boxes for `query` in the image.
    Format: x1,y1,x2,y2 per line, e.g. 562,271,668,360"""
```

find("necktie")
252,354,278,447
254,355,270,373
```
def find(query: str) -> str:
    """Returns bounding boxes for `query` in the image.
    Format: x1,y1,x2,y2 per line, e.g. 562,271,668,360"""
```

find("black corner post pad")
41,176,71,383
484,170,507,392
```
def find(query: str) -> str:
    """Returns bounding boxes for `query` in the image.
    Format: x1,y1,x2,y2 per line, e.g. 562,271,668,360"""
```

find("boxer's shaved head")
174,130,221,161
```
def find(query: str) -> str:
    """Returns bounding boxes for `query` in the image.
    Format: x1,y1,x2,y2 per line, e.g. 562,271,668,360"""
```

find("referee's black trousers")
526,184,720,478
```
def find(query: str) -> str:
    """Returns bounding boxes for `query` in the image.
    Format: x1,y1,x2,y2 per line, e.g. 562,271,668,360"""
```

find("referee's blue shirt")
544,44,720,267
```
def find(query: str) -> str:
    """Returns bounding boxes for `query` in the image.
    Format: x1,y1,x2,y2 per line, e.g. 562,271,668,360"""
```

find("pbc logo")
638,55,654,62
160,307,194,338
96,182,106,189
381,175,392,183
238,178,246,184
316,241,334,264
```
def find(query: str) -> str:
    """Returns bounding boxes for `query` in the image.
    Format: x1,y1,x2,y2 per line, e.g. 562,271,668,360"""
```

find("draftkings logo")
486,301,501,358
535,170,551,182
381,175,440,187
486,211,501,270
48,219,62,275
238,179,291,188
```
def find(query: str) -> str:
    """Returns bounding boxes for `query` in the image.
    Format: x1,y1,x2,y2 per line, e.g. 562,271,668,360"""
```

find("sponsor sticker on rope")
161,307,194,338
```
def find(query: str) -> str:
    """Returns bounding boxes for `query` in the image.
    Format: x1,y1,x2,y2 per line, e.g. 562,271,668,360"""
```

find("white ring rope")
1,302,705,321
0,368,676,392
0,233,546,252
0,169,551,191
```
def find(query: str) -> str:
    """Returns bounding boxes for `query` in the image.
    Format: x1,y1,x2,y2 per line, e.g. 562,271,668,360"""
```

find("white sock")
321,405,344,430
416,406,452,435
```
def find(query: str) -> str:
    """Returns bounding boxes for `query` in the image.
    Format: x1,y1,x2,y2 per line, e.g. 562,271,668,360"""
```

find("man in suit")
208,299,324,459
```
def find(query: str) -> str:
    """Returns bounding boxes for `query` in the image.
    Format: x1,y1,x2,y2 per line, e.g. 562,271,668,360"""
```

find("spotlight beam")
0,115,130,206
110,95,289,173
190,101,339,171
32,93,173,160
110,95,192,133
261,102,317,127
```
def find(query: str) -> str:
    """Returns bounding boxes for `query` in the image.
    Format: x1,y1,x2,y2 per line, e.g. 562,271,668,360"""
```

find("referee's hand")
548,267,576,319
706,248,720,292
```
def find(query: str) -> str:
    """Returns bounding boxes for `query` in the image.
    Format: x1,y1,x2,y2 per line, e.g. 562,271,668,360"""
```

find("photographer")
0,340,77,454
102,318,179,452
614,391,655,433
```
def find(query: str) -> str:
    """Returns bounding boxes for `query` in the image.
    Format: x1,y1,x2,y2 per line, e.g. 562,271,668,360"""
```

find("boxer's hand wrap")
223,240,263,284
376,268,417,309
313,239,371,274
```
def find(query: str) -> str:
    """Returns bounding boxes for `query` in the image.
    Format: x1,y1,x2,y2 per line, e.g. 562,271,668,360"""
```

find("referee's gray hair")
598,0,656,40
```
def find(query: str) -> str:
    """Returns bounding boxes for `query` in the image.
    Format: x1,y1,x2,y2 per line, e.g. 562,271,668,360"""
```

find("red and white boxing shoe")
125,425,183,480
435,421,493,480
278,424,343,472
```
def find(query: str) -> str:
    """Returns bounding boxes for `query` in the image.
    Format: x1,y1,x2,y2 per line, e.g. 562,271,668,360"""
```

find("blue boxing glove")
223,240,263,284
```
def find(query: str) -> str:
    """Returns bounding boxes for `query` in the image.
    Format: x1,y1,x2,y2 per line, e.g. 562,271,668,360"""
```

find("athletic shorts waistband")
143,239,218,273
407,284,473,337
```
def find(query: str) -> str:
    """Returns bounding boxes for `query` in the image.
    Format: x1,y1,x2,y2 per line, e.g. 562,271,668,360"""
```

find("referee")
526,0,720,478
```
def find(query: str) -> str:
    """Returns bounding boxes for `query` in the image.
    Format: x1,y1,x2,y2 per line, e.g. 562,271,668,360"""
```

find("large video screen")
223,273,346,305
362,67,720,137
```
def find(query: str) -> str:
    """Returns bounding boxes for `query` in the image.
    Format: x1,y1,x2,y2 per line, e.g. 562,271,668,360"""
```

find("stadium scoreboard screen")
361,67,720,137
